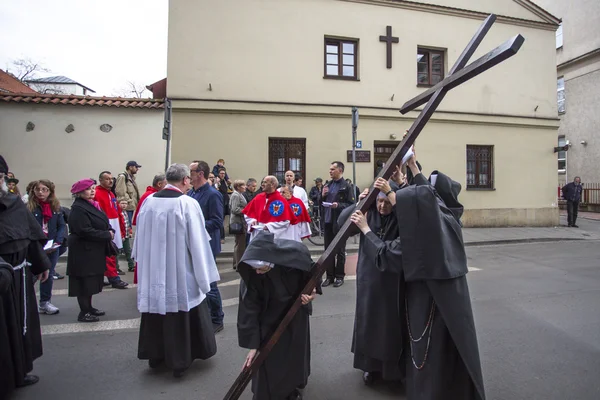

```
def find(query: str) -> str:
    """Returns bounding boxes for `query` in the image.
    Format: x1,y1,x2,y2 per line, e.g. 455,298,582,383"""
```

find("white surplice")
133,186,220,315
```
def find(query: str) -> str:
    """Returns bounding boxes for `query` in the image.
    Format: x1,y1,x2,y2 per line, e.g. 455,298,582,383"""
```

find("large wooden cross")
224,14,524,399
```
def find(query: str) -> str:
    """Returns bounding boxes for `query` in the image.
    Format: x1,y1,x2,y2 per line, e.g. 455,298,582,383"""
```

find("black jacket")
66,198,113,277
562,182,582,202
322,177,354,226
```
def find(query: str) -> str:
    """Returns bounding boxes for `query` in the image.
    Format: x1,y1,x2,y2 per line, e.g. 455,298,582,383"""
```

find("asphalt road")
11,237,600,400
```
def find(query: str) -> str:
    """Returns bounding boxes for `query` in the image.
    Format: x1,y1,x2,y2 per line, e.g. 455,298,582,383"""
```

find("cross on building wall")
379,25,399,69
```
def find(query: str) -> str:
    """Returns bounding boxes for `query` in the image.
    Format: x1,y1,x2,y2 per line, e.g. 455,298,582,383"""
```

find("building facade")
533,0,600,188
25,76,96,96
0,94,165,204
167,0,561,227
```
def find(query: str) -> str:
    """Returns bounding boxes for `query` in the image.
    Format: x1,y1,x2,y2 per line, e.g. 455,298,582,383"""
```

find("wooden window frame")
417,47,445,87
324,37,359,81
268,137,307,187
466,145,494,190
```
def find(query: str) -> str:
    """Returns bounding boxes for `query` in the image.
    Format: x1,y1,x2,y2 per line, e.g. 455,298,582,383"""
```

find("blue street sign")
356,140,362,149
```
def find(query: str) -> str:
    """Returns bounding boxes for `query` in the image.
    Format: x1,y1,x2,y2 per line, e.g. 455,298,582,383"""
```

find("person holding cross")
350,151,486,400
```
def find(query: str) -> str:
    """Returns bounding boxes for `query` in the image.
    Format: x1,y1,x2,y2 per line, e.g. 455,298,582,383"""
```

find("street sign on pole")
356,140,362,149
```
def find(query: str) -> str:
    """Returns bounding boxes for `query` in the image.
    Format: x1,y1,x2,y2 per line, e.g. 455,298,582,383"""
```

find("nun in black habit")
350,155,486,400
237,231,321,400
0,155,51,397
338,172,407,385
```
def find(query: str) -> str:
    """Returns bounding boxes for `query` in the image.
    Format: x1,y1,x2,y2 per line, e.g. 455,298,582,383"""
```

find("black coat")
66,198,113,277
237,233,319,399
322,177,354,227
339,203,404,379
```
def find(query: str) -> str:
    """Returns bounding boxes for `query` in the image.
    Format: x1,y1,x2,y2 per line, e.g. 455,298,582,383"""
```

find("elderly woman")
229,179,247,269
28,179,66,315
67,179,115,323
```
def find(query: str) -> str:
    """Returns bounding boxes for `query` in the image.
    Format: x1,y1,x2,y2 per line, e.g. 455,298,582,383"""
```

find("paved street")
12,220,600,400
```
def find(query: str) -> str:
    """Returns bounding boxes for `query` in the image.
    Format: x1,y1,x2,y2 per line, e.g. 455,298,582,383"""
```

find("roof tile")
0,93,164,109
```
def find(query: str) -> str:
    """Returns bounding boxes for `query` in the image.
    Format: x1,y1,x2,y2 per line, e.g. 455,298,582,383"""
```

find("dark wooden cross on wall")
380,25,399,68
223,14,524,400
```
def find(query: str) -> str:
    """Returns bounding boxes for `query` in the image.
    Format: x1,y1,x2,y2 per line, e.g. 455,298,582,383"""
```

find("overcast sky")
0,0,168,97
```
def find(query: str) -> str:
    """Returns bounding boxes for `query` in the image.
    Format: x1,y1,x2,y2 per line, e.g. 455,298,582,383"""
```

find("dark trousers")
567,200,579,226
39,250,59,303
122,238,135,270
206,281,224,325
324,223,346,280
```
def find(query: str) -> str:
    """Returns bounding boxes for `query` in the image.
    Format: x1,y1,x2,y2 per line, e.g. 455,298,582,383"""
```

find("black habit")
66,197,114,297
339,201,404,381
137,189,217,371
362,171,485,400
237,232,320,400
0,192,51,397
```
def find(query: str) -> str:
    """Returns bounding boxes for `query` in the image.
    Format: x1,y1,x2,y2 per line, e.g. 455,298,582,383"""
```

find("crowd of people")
0,151,486,400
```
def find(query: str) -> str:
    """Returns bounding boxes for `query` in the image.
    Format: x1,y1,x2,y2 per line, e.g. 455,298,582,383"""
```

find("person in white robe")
133,163,220,378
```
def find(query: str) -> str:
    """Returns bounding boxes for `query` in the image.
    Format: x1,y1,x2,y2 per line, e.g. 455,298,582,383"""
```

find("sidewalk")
59,218,600,263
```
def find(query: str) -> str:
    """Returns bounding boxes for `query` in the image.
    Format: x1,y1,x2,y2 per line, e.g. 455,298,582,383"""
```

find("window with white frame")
556,23,563,49
558,136,566,173
557,77,565,114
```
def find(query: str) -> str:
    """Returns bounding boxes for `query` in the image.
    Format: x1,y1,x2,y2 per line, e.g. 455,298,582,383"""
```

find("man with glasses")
187,160,225,333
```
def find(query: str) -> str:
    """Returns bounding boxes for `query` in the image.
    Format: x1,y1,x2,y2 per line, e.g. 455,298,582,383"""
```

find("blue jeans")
206,281,224,325
126,210,134,226
40,250,59,303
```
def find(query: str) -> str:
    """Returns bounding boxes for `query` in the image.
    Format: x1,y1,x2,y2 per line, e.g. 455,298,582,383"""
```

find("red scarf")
38,200,53,223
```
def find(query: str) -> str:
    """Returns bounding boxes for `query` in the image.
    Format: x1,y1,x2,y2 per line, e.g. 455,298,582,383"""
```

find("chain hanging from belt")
405,295,436,370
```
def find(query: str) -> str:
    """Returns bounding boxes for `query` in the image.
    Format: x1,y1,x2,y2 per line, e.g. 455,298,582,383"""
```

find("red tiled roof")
0,69,38,94
0,93,164,109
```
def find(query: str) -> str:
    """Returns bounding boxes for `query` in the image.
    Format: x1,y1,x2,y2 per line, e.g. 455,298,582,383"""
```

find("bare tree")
113,81,150,98
7,58,50,82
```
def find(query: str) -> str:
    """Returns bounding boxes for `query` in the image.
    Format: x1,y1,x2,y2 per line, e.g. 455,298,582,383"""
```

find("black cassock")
237,232,321,400
0,193,51,399
338,201,404,381
363,172,486,400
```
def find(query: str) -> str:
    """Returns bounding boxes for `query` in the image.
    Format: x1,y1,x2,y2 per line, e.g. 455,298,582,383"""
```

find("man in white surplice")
133,163,220,378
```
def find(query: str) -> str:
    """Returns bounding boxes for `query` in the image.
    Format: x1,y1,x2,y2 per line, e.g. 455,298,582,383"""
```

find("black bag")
229,222,244,235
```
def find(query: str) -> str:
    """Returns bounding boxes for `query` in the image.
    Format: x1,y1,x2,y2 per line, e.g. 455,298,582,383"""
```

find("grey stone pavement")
12,213,600,400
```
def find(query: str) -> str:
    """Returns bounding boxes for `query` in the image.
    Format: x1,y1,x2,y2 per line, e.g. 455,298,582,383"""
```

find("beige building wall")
0,104,166,205
167,0,561,226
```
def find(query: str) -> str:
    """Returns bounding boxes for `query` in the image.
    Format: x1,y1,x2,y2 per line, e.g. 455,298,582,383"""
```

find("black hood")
430,170,464,222
239,231,313,272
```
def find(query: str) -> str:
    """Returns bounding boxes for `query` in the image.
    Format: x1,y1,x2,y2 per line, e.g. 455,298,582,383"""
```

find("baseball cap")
127,161,142,168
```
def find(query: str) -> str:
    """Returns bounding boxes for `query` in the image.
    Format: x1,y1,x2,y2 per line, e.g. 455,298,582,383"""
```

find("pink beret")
70,178,95,194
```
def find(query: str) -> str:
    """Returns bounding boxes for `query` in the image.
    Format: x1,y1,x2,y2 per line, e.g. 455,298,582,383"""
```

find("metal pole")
351,107,358,204
163,98,172,171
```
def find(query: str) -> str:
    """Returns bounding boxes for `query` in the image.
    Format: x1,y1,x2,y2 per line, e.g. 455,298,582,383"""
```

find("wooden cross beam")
223,14,524,400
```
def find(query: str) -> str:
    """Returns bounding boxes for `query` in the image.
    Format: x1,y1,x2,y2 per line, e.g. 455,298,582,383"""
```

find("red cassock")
132,186,158,226
287,196,312,240
242,191,294,240
94,186,125,279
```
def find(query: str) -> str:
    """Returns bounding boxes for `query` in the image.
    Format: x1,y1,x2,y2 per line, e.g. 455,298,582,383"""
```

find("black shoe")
18,374,40,387
173,368,187,378
213,323,224,333
287,388,302,400
128,267,135,272
103,281,111,286
573,224,579,228
111,281,128,289
90,308,105,316
363,371,374,386
333,278,344,288
78,312,100,323
567,224,573,227
117,269,126,275
148,359,163,369
53,273,65,280
321,279,334,287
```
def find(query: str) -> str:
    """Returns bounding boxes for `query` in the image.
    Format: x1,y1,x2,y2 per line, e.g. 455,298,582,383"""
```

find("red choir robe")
287,195,312,242
95,185,126,279
243,191,293,241
132,187,158,284
133,186,158,226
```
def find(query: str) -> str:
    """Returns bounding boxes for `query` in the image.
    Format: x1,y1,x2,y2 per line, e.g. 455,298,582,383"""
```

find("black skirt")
137,300,217,370
68,275,104,297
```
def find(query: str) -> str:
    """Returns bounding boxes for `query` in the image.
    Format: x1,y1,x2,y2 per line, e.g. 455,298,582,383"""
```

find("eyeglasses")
35,187,50,193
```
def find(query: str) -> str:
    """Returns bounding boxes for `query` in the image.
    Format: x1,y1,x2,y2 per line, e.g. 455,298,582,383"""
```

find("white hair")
166,164,190,183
